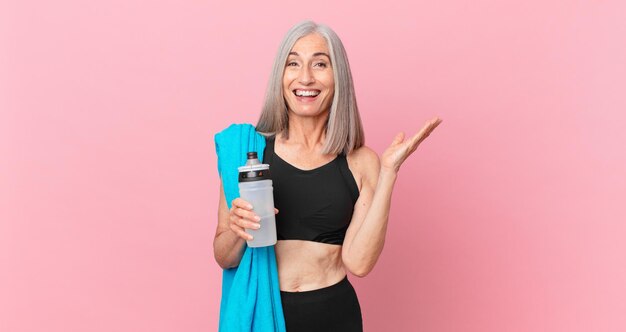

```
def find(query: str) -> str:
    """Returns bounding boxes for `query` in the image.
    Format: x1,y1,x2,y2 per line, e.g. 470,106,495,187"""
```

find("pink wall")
2,1,625,331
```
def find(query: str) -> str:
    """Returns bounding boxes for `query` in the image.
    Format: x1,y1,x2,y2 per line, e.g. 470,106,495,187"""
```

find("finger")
232,198,253,210
243,219,261,230
412,118,440,146
274,208,279,214
234,216,260,231
235,207,261,223
391,132,405,145
427,117,442,133
231,224,253,241
240,230,253,241
408,125,428,147
420,118,441,140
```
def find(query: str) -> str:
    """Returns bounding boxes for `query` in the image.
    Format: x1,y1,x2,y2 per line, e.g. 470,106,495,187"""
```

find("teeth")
295,90,320,97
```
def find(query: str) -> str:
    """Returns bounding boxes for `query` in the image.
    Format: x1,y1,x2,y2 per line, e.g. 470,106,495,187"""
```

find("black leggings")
280,276,363,332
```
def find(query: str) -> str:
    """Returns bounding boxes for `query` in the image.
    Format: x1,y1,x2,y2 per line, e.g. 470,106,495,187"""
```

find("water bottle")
237,152,277,247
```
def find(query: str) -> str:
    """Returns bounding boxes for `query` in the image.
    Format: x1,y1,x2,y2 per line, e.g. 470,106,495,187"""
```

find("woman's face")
283,33,335,118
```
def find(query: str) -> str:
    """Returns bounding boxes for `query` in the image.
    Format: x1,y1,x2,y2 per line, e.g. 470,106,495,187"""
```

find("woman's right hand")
228,198,278,241
214,182,281,269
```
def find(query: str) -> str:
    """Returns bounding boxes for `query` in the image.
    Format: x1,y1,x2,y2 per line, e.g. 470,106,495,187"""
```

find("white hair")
255,20,364,155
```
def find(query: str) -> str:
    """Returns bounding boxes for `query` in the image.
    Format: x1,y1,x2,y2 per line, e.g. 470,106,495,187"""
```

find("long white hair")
255,20,364,155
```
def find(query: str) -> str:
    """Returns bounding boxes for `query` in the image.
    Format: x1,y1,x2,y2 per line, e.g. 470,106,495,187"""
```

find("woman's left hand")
381,116,443,173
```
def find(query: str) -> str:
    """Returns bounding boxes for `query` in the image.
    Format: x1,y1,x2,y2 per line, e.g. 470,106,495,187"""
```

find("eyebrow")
288,51,330,59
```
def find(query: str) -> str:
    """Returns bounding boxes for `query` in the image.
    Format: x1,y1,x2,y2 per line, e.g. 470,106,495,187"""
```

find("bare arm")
342,117,442,277
213,180,262,269
341,149,392,277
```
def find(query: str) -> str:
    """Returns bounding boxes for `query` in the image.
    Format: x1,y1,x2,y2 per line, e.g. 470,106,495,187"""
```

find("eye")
286,61,298,67
314,62,327,68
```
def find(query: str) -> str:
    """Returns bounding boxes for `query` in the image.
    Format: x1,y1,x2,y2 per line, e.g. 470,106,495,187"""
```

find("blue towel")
214,123,287,332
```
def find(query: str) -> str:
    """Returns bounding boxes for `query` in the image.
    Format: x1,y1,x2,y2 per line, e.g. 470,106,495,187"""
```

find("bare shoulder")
346,145,380,191
348,145,380,168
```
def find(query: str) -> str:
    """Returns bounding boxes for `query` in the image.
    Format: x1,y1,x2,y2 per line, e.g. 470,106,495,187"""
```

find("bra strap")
336,154,360,203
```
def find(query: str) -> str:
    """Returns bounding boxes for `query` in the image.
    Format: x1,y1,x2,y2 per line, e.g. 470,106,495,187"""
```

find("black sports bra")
262,136,360,245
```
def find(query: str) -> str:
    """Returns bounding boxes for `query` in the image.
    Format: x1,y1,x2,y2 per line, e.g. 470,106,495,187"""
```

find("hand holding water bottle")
234,152,278,247
228,197,278,242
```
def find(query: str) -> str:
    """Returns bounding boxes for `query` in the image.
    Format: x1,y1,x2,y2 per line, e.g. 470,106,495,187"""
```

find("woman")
214,20,442,331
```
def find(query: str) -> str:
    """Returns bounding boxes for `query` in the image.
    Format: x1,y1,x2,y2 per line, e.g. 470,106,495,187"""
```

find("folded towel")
214,123,286,332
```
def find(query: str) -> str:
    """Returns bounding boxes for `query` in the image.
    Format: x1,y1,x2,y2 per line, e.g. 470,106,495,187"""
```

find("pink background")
2,1,625,331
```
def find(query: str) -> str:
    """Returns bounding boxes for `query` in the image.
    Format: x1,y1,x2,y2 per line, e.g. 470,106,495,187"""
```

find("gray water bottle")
237,152,277,247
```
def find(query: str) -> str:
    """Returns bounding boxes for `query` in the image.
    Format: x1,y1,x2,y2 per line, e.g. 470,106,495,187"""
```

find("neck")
283,111,329,151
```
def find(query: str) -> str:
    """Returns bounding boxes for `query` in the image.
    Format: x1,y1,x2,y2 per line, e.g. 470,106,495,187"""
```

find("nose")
298,66,315,85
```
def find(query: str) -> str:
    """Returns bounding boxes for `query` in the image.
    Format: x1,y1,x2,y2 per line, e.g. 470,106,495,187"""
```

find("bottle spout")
245,152,261,165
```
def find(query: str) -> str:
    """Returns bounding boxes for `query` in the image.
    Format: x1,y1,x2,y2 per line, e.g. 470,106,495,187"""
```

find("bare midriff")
275,239,346,292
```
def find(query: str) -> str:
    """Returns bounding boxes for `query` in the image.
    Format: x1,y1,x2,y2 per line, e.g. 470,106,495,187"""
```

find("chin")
289,106,328,117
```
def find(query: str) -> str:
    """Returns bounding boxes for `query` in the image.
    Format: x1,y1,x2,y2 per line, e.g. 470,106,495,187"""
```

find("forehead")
289,33,329,55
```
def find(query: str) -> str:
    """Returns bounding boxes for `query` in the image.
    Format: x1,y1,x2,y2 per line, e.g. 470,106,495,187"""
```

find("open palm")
381,117,443,173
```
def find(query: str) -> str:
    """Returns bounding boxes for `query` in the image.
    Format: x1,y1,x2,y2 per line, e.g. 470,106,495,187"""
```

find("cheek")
282,81,292,95
324,73,335,89
326,79,335,95
282,74,291,89
283,70,298,81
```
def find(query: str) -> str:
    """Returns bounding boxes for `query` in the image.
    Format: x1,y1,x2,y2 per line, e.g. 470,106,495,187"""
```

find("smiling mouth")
293,89,321,97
